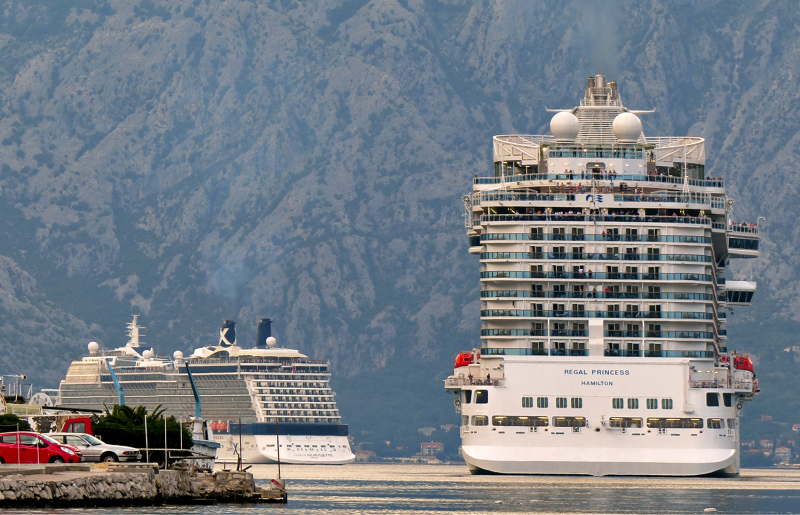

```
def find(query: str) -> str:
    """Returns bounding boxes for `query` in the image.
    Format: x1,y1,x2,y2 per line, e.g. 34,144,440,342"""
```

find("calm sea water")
6,464,800,514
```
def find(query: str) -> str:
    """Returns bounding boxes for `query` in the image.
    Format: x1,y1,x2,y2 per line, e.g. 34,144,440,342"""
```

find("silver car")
49,433,140,462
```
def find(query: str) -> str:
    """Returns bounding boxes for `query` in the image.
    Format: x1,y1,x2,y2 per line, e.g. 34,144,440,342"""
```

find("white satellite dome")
173,350,184,360
266,336,277,348
142,349,152,359
550,111,580,141
613,112,642,142
88,341,99,354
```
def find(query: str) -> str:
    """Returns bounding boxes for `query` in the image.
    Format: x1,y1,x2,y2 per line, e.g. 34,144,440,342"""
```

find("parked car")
0,432,82,464
48,432,140,462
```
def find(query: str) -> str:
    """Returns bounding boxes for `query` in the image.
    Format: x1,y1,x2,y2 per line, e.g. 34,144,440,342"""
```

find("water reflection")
6,465,800,515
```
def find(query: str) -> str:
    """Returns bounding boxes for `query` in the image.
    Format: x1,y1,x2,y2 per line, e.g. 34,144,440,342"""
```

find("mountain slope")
0,0,797,442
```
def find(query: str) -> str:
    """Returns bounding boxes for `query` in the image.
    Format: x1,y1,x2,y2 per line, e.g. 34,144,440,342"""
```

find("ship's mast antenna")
126,315,146,348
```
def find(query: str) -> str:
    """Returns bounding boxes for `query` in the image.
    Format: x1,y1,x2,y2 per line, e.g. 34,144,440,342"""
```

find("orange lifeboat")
455,352,473,368
734,356,755,375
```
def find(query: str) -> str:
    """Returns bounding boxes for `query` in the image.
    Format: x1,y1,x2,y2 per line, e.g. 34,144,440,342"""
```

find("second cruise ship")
44,317,355,465
445,75,760,476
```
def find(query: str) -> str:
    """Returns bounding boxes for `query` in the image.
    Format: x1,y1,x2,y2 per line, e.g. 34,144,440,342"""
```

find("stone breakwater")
0,465,274,507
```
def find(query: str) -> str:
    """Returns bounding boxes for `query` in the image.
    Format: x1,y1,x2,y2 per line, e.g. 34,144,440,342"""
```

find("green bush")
0,413,32,432
93,405,192,449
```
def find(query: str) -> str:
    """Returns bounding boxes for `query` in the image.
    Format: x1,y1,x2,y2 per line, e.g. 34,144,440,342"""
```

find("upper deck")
460,75,760,368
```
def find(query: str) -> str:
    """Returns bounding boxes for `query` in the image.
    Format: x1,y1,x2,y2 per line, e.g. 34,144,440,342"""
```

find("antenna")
126,315,146,348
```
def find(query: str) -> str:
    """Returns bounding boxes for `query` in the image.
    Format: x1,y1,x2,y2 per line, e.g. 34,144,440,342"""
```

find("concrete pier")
0,463,286,507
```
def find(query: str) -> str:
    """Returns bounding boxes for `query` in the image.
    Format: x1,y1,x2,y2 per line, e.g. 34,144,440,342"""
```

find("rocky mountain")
1,0,798,442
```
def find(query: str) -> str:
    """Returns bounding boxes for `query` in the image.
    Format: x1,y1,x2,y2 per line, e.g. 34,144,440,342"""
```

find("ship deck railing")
482,271,713,282
727,223,759,234
479,214,711,226
481,251,713,263
481,309,714,320
444,376,505,388
481,291,714,301
474,173,723,189
477,192,714,206
689,379,753,390
476,348,716,358
481,233,711,244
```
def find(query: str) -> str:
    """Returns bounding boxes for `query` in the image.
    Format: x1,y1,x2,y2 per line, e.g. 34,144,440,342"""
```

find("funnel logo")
219,320,236,347
585,194,604,203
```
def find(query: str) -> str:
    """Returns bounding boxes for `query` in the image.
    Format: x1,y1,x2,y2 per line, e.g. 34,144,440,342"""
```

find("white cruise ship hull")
452,358,747,477
463,445,736,476
215,434,355,465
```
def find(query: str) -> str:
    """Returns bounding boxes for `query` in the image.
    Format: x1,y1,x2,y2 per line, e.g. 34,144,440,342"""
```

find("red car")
0,432,82,464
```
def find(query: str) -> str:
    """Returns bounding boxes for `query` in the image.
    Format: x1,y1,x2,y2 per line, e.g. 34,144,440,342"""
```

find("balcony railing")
481,347,549,356
480,309,714,320
480,214,710,226
550,349,589,356
482,271,713,282
604,349,642,357
480,290,714,301
480,252,712,263
727,223,759,234
474,173,723,189
445,376,505,387
481,233,711,244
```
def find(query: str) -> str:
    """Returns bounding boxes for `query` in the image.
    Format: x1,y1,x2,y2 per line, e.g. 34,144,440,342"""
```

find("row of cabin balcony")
479,230,710,244
481,289,715,302
480,270,714,283
473,190,722,210
480,308,714,321
477,212,714,228
484,318,714,337
481,327,715,340
481,342,715,359
481,250,712,263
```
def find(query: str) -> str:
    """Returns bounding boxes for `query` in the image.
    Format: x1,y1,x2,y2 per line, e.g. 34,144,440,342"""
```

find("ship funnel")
609,81,617,99
219,320,236,347
587,76,595,88
594,74,606,89
256,318,272,349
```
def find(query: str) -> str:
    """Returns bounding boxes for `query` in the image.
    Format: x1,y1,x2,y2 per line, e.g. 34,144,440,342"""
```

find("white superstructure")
445,75,760,476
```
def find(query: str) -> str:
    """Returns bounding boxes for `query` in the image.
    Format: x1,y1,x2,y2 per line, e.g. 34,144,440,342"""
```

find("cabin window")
463,390,472,404
707,418,724,429
706,393,720,407
722,393,732,407
661,398,673,410
646,398,658,409
475,390,489,404
612,398,624,409
555,397,568,408
609,417,643,428
493,416,548,427
552,416,586,427
471,415,488,426
647,418,703,429
522,396,533,408
570,397,583,409
537,397,548,408
627,398,639,409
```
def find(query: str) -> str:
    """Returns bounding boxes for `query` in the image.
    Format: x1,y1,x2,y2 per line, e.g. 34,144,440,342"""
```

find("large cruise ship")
445,75,760,476
44,316,354,465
